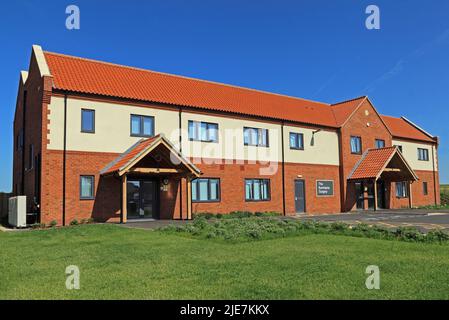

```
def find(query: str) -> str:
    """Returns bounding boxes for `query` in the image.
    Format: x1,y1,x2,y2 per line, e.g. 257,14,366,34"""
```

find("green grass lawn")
1,224,449,299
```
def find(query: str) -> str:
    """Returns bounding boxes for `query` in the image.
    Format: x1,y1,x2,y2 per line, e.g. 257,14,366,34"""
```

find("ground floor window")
396,181,408,198
192,178,220,202
245,179,270,201
80,175,95,200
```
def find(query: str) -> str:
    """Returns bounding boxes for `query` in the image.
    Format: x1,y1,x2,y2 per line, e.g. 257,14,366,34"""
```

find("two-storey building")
13,45,440,225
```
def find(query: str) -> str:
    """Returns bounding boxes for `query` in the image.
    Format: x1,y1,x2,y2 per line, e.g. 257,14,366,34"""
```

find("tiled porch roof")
100,134,201,176
348,146,417,181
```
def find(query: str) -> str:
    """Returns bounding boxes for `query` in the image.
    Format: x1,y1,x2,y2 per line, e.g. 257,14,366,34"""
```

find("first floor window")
188,120,219,142
375,139,385,149
290,132,304,150
131,114,154,137
81,109,95,133
350,136,362,154
418,148,429,161
192,178,220,202
245,179,270,201
423,182,428,195
244,127,269,147
396,181,408,198
80,175,95,199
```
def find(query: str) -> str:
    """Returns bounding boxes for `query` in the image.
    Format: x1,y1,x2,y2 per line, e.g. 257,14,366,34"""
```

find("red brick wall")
13,50,52,215
339,99,393,211
389,170,440,208
191,161,283,214
284,163,341,215
40,150,121,224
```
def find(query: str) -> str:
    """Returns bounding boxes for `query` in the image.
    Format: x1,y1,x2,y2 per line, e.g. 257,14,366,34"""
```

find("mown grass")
1,223,449,299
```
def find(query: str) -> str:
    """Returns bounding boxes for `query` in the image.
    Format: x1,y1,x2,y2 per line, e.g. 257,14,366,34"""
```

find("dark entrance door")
127,179,158,219
355,182,364,210
295,180,306,214
376,180,386,209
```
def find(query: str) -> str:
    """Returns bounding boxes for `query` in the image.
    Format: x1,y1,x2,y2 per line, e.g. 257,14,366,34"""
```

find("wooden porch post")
121,174,127,223
186,176,192,220
373,179,378,211
408,181,413,209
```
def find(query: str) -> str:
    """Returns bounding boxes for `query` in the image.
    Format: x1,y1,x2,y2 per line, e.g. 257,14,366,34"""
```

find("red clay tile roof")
381,115,434,143
349,147,397,180
44,51,338,128
101,136,160,175
42,50,437,143
331,96,367,126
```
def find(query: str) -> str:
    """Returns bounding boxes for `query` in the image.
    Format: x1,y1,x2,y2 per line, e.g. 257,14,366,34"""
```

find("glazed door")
295,180,306,214
127,179,158,219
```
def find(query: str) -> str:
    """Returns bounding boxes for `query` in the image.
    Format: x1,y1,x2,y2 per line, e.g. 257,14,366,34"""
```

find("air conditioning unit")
8,196,27,228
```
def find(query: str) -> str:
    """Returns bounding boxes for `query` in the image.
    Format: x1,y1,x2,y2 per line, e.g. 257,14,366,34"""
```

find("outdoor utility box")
8,196,27,228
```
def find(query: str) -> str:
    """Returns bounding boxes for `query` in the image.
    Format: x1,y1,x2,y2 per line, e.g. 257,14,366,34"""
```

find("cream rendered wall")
47,97,179,153
393,139,438,171
283,126,340,166
180,112,282,163
47,96,339,167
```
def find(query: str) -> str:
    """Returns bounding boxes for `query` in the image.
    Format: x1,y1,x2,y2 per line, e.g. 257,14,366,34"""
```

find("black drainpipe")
179,106,183,220
62,94,68,226
281,121,286,216
21,90,27,195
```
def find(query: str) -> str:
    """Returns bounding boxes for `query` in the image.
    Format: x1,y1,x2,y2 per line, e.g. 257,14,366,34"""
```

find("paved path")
296,209,449,233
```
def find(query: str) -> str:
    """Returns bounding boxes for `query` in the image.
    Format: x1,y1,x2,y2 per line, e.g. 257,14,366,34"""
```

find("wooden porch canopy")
100,134,201,222
348,146,418,210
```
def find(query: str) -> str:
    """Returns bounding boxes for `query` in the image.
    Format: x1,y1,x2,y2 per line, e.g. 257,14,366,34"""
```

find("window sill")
192,200,220,203
80,197,95,201
189,139,219,144
131,134,154,138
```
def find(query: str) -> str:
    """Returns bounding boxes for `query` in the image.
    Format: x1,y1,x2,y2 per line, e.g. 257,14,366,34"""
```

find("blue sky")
0,0,448,191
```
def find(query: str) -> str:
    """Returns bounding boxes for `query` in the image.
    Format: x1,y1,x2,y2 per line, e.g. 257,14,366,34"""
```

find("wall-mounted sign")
316,180,334,197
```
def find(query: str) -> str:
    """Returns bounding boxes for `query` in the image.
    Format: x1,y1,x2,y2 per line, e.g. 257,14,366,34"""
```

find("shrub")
426,229,449,242
216,213,223,219
330,222,348,232
80,218,88,224
193,216,208,229
70,219,79,226
49,220,58,228
395,227,424,242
